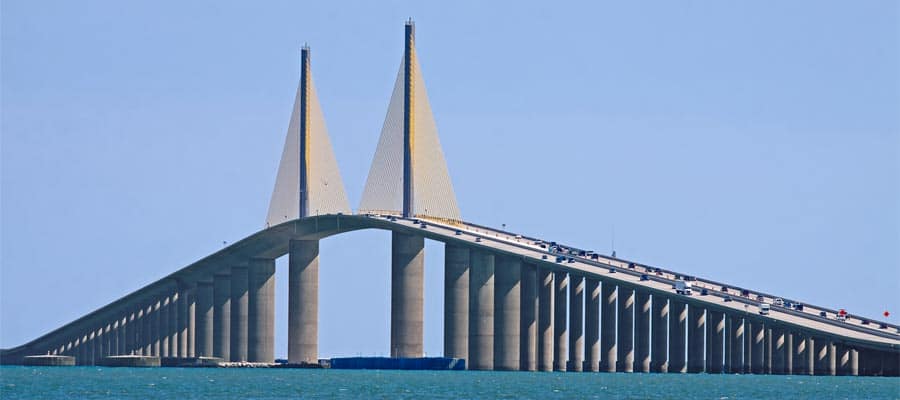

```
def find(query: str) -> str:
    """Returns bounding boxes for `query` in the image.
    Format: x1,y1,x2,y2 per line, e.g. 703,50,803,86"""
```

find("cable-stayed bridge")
2,21,898,376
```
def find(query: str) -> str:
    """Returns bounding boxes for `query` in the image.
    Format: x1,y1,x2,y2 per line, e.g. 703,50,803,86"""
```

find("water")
1,366,898,399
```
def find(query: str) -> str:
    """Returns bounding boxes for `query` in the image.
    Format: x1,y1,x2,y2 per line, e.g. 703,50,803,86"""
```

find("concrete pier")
750,320,765,374
668,299,687,373
125,311,135,356
391,232,424,358
248,258,275,363
177,285,189,358
651,296,669,373
159,296,169,357
771,327,785,374
585,278,600,372
444,244,469,361
195,280,214,357
725,313,743,373
213,272,231,361
568,274,584,372
537,268,554,372
616,286,634,373
600,281,617,372
687,305,705,373
152,299,161,356
143,302,152,356
707,310,724,374
785,332,794,375
230,266,249,362
553,271,568,371
634,290,651,373
289,239,318,364
814,337,829,375
468,250,495,370
187,290,196,357
520,263,538,371
494,256,521,371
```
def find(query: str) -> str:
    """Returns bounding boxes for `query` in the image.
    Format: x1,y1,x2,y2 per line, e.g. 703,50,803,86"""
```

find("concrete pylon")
537,268,554,372
248,258,275,363
600,281,617,372
288,239,318,364
616,286,635,373
230,266,249,362
177,284,191,358
772,327,785,374
553,271,568,371
634,290,651,373
707,310,724,374
444,244,469,362
725,313,743,373
391,232,424,358
520,263,538,371
668,299,687,373
196,281,213,357
687,305,705,373
585,278,600,372
750,320,765,374
651,296,669,373
568,274,584,372
213,273,232,361
494,256,521,371
468,250,494,370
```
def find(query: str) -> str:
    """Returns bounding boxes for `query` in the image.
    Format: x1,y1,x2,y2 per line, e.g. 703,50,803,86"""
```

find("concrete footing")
100,355,160,367
23,355,75,366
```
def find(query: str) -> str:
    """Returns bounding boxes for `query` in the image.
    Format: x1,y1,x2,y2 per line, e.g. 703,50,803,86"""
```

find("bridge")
2,21,898,376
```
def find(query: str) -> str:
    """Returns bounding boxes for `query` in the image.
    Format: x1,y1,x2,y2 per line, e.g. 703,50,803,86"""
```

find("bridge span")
2,21,898,375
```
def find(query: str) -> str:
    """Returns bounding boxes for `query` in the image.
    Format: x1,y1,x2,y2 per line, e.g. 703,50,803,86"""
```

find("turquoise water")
1,367,898,399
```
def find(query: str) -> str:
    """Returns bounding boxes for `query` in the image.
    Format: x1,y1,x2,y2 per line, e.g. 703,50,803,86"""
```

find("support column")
213,272,231,361
249,258,276,363
230,266,249,362
520,263,537,371
391,232,424,358
750,319,766,374
651,296,669,373
537,267,554,372
687,305,705,373
813,337,829,375
494,256,521,371
288,239,318,364
772,327,785,374
177,284,190,358
188,290,196,357
125,311,135,356
793,332,807,375
444,244,469,362
617,286,635,372
725,313,743,373
468,250,495,370
142,302,152,356
668,299,686,373
828,341,837,376
785,332,794,375
553,271,568,371
836,344,850,376
707,310,724,374
849,348,859,376
568,274,584,372
585,278,600,372
196,281,213,357
634,289,651,373
160,296,170,357
600,281,617,372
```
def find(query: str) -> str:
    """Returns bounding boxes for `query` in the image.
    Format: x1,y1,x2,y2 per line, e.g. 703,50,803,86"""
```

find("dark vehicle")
567,257,575,263
454,229,462,235
861,319,870,325
819,311,828,318
723,295,732,302
756,295,765,302
720,286,729,293
578,251,586,257
741,289,750,297
550,241,557,247
411,219,419,224
556,256,565,263
675,275,682,280
541,255,548,260
591,254,599,260
640,274,649,281
879,323,888,329
475,237,482,243
794,304,804,311
540,244,547,249
628,263,635,269
700,288,709,296
783,300,793,308
608,268,616,274
389,216,398,222
419,223,427,229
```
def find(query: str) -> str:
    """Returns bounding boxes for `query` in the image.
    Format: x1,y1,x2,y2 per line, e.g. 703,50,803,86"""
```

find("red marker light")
885,311,890,317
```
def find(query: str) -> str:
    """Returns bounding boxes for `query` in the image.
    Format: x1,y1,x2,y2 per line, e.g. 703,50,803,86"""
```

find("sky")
1,1,898,358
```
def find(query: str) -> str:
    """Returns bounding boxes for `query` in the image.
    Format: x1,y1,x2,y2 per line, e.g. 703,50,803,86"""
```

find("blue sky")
2,1,898,357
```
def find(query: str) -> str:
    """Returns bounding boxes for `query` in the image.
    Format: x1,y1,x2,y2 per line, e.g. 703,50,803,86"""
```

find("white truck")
674,280,692,295
758,303,771,316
